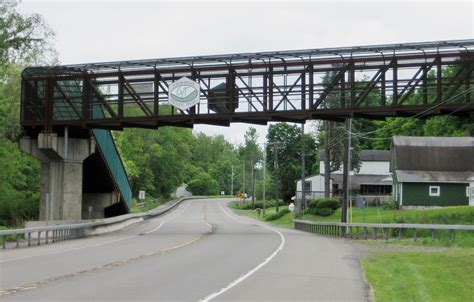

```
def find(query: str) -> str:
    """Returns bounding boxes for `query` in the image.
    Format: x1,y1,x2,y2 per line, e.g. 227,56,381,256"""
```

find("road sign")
168,77,200,110
139,190,145,200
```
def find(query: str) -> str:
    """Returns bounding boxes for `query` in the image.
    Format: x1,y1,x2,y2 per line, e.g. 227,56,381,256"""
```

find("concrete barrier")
1,196,208,249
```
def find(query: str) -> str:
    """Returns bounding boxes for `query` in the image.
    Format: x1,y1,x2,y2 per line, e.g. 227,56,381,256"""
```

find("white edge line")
199,201,285,302
0,200,192,264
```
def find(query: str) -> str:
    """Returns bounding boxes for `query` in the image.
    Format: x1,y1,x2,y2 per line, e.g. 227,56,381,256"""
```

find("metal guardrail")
0,196,203,249
294,219,474,242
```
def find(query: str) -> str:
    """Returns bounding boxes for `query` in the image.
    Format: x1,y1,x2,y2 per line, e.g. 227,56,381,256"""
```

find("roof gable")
393,136,474,172
320,149,390,162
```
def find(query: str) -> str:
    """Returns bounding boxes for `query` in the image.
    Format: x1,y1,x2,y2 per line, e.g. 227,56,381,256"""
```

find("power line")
344,87,474,139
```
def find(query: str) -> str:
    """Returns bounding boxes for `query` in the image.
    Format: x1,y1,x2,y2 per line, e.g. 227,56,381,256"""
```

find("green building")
391,136,474,208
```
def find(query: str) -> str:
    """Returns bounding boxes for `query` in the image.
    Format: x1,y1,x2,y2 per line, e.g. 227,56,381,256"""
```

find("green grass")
233,207,294,228
0,226,22,244
301,206,474,247
235,204,474,247
131,197,174,213
301,206,474,225
362,248,474,302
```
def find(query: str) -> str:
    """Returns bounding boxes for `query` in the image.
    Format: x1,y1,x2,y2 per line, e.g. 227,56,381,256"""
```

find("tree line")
0,3,56,226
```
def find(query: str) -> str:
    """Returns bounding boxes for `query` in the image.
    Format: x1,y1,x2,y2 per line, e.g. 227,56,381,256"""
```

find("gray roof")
396,170,474,183
331,174,392,187
320,150,390,162
392,136,474,172
393,136,474,148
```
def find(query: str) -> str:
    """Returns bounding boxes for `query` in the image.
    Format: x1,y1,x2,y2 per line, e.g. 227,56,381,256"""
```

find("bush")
265,209,291,221
382,198,399,210
308,199,320,209
229,201,251,210
317,207,334,217
303,208,319,216
0,226,22,243
229,200,284,210
315,198,341,211
263,199,285,208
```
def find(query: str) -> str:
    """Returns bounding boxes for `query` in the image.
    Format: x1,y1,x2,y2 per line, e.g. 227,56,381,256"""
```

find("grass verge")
301,206,474,225
362,248,474,302
131,197,176,213
234,204,474,247
233,207,294,228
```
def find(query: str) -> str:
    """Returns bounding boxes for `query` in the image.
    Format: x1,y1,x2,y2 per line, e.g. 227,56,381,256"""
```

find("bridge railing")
0,196,202,249
294,219,474,242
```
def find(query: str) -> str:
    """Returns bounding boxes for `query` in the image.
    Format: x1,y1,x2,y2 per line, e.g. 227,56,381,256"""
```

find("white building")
296,150,392,201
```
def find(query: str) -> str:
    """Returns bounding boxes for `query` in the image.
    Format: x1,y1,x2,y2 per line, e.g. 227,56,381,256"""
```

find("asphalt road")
0,198,368,301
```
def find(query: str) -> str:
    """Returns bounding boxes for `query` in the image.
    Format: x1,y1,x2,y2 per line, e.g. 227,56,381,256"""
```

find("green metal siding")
402,182,469,206
52,80,132,211
92,129,132,210
92,105,132,210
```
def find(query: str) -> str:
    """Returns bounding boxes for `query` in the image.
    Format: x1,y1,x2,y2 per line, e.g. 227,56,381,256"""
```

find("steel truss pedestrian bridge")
21,39,474,132
19,39,474,218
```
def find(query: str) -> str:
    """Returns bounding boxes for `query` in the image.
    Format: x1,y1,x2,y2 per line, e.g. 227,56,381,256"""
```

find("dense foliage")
304,198,341,216
229,200,284,210
114,127,242,198
266,123,318,202
265,208,291,221
0,4,55,226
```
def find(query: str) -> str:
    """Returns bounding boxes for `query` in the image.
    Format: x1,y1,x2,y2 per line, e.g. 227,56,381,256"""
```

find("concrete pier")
20,132,95,221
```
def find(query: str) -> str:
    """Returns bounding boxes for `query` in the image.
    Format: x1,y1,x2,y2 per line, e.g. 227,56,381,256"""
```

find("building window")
304,181,312,193
429,186,440,197
467,187,471,198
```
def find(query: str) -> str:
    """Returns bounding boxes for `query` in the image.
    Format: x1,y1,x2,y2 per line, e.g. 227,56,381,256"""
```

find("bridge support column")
21,132,95,221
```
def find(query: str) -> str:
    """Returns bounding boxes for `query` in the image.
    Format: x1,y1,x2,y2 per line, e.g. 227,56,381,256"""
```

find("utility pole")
324,122,331,198
252,164,257,209
273,142,280,213
242,161,245,195
300,123,306,212
251,154,255,209
231,165,234,196
263,143,266,215
342,118,351,230
347,118,352,224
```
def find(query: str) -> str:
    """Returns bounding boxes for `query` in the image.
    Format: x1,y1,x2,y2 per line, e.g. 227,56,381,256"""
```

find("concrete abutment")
20,132,119,221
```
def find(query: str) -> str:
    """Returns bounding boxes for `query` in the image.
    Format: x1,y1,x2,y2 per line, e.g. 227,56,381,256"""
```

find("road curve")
0,198,367,301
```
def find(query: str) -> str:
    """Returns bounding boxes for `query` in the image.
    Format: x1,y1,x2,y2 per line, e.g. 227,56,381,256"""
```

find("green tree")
318,69,371,196
266,123,318,203
237,127,262,195
0,138,40,225
186,172,219,196
0,4,56,226
0,3,56,65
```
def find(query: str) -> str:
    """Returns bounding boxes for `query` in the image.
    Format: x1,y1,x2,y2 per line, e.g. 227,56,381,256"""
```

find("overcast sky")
18,0,473,145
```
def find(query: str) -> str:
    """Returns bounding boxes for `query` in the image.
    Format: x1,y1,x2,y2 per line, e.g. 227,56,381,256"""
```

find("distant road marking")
143,200,193,235
199,201,285,302
0,200,192,264
0,200,212,298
